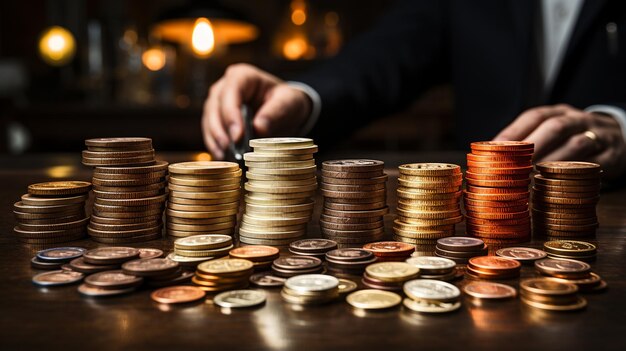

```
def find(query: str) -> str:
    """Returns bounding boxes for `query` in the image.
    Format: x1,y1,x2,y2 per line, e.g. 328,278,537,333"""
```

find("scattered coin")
346,289,402,310
151,285,206,304
214,289,267,308
32,270,84,286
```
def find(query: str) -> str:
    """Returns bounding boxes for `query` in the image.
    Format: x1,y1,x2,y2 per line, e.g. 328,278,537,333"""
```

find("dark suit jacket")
299,0,626,148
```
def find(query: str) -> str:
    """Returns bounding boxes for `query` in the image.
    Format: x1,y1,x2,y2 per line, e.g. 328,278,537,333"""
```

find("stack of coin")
532,161,601,239
520,277,587,311
166,161,242,238
362,262,419,292
534,257,606,292
542,240,597,261
405,256,458,281
193,258,253,292
67,247,163,274
14,181,91,244
402,279,462,313
230,245,280,271
325,248,377,275
394,163,462,245
363,241,415,262
122,258,192,288
281,274,340,305
30,247,87,270
271,256,323,278
83,137,168,244
79,270,144,297
464,141,534,244
239,137,318,246
435,237,487,263
495,247,547,264
168,234,233,267
289,239,338,259
466,256,521,280
320,160,388,246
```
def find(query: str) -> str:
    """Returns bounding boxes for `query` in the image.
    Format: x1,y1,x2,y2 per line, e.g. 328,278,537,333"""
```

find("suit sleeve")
296,0,449,142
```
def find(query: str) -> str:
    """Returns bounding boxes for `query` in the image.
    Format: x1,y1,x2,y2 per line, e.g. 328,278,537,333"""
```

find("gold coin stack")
166,161,242,238
167,234,234,267
320,160,388,246
83,137,168,244
394,163,463,245
13,181,91,244
239,137,318,246
192,258,254,292
362,262,419,292
532,161,601,239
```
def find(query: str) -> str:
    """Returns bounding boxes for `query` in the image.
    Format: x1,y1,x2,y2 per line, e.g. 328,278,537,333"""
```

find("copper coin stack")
76,247,143,297
320,160,388,246
229,245,280,271
240,138,318,246
166,161,242,238
464,141,534,245
325,248,377,275
532,161,601,239
271,256,324,278
68,247,163,274
192,258,254,292
394,163,463,245
167,234,234,267
83,137,168,244
362,262,419,292
288,239,338,260
520,277,587,311
435,236,487,263
466,256,521,280
362,241,415,262
14,181,91,244
534,257,606,292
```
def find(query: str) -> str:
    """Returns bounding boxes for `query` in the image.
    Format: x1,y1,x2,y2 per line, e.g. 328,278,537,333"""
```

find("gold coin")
197,258,254,275
247,178,317,187
168,183,240,192
399,174,463,183
239,222,306,232
403,298,461,313
28,181,92,196
166,221,235,232
238,228,306,239
246,165,317,176
398,190,462,200
249,137,314,148
252,145,318,155
245,209,312,219
398,179,463,189
242,214,310,226
168,176,241,187
166,208,238,219
396,208,462,220
244,191,315,200
244,160,316,169
244,183,317,194
244,202,314,213
399,163,461,176
169,195,239,206
168,161,239,175
175,245,234,258
365,262,420,282
170,169,243,180
174,234,233,250
169,189,240,200
167,215,236,225
393,227,453,239
346,289,402,309
167,228,233,237
244,195,311,206
167,201,239,212
243,152,313,162
246,171,316,181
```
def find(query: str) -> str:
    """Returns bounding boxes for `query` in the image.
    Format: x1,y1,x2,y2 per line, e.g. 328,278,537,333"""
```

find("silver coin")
36,247,87,262
32,270,84,286
405,256,456,272
285,274,339,293
213,289,266,308
122,258,178,272
167,252,214,264
174,234,232,248
403,279,460,301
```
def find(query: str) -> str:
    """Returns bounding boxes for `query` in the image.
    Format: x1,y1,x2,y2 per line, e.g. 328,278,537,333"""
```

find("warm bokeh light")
38,26,76,66
195,152,212,161
291,9,306,25
142,47,167,71
283,36,308,60
46,165,76,178
325,11,339,26
152,19,257,46
191,18,215,57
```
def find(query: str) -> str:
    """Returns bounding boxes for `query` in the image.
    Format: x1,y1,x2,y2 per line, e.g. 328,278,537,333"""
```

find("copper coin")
151,285,206,304
465,210,530,220
28,181,92,196
84,270,143,289
467,185,529,194
229,246,280,262
93,160,168,174
467,153,532,162
467,166,533,175
463,281,517,299
466,171,530,181
533,174,599,187
464,191,530,202
471,141,534,152
83,247,141,265
536,161,600,175
466,160,532,169
464,204,528,214
466,178,531,188
534,258,591,278
463,198,528,208
468,256,521,272
363,241,415,257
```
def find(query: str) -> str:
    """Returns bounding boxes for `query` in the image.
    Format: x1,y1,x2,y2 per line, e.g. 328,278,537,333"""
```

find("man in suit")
201,0,626,180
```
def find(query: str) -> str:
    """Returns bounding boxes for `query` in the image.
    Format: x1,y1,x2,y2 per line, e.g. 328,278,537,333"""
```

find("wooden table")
1,153,624,351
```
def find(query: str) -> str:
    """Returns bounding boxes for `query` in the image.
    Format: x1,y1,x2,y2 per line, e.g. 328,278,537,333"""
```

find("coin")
403,298,461,313
197,259,254,275
84,270,143,289
151,286,206,304
399,163,461,176
214,289,267,308
436,237,484,252
463,281,516,299
338,279,358,294
83,247,141,265
365,262,420,282
36,247,87,262
346,289,402,309
27,181,92,196
78,284,137,297
229,246,280,262
68,257,120,274
174,235,233,250
403,279,460,302
535,161,601,175
471,141,534,152
32,270,84,286
363,241,415,257
285,274,339,293
534,258,591,278
543,240,597,257
273,256,322,271
405,256,456,275
250,272,287,287
249,137,314,148
495,247,547,262
122,258,179,277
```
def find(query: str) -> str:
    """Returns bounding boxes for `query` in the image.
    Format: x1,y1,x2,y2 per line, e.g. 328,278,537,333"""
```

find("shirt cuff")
287,81,322,136
585,105,626,144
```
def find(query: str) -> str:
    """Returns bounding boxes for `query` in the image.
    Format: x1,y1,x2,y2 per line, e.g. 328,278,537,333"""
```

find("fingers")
253,91,284,136
202,80,226,160
538,132,600,162
524,113,592,159
253,86,311,137
494,104,570,141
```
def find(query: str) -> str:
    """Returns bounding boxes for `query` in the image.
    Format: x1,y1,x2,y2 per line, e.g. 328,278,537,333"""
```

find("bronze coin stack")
534,257,606,292
394,163,463,245
122,257,191,288
532,161,601,239
192,259,254,292
83,137,168,244
166,161,242,238
325,248,377,275
168,234,234,267
465,256,521,280
464,141,534,245
520,277,587,311
240,138,318,246
320,160,388,246
14,181,91,244
271,256,324,278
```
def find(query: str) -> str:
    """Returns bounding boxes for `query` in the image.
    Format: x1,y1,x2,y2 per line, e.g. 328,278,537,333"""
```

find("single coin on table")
36,247,87,262
213,290,267,308
151,285,206,304
32,270,84,286
463,281,517,299
346,289,402,310
403,299,462,313
284,274,339,293
403,279,461,302
495,247,547,262
82,247,141,265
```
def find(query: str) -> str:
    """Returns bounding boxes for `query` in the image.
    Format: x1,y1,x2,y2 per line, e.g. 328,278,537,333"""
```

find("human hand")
201,63,312,160
494,104,626,179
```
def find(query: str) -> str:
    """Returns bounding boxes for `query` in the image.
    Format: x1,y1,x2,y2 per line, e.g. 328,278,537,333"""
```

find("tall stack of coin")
239,138,318,245
464,141,534,244
166,161,242,238
14,181,91,244
320,160,388,246
532,161,601,239
394,163,463,245
83,137,168,244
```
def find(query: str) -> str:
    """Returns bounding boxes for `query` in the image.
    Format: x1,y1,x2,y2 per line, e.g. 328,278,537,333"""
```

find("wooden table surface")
1,153,624,351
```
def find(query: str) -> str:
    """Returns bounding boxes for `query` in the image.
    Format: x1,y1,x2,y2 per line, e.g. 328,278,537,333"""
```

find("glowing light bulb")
191,18,215,57
38,26,76,66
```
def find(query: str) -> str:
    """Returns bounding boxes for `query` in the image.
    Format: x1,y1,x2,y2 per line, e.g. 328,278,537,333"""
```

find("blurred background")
0,0,455,156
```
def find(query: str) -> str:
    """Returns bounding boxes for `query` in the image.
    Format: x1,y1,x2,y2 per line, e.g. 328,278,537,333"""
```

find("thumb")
253,95,288,137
